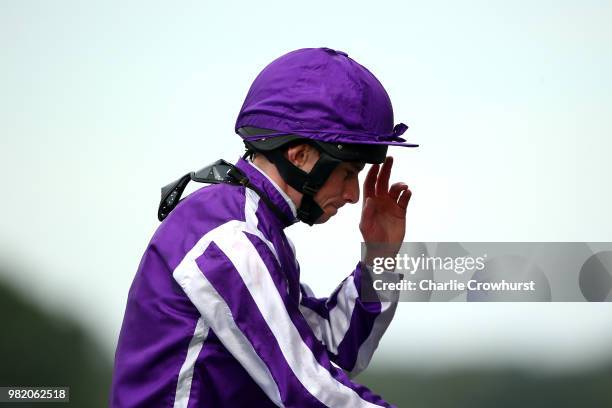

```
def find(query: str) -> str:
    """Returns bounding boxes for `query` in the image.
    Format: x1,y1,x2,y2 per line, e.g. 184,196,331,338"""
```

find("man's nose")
343,180,360,204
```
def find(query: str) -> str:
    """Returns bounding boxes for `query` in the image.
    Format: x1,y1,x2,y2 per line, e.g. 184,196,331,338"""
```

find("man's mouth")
328,203,344,215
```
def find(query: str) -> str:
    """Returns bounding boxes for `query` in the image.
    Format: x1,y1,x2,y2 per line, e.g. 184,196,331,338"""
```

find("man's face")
285,143,365,223
313,161,365,224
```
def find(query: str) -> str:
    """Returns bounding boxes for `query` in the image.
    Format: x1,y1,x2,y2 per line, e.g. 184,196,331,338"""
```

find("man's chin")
314,209,338,224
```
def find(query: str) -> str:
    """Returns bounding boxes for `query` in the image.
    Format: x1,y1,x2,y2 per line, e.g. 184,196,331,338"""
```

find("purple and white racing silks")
110,157,398,407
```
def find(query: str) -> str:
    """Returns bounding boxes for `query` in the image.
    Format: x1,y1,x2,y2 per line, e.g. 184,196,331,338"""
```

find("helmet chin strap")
257,147,342,226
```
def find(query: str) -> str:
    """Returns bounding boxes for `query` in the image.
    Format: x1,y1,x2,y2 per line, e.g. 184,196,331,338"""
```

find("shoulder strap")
158,159,292,225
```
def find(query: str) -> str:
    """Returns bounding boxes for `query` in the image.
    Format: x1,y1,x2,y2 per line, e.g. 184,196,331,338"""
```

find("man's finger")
389,182,408,202
375,156,393,196
398,188,412,210
359,197,376,233
363,164,379,203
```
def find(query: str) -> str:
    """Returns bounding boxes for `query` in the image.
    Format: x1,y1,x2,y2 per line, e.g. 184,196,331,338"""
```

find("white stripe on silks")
244,189,260,231
328,277,359,353
285,236,299,270
244,189,281,265
298,304,325,343
349,269,401,377
214,230,385,408
173,220,285,408
349,300,398,379
298,278,359,354
297,284,326,343
300,282,316,298
173,317,209,408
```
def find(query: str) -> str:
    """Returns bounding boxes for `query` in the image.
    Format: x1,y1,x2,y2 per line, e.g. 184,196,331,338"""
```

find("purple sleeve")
299,262,399,377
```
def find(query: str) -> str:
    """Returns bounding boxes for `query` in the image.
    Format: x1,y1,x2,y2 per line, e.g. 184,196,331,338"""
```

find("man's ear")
285,144,319,172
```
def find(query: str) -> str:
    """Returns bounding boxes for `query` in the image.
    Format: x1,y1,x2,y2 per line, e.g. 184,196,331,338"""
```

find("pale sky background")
1,0,612,372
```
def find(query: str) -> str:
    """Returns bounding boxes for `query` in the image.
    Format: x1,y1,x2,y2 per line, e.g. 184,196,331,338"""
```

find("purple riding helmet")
235,47,418,225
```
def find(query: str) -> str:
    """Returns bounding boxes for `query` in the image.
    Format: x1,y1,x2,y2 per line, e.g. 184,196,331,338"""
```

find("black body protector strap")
252,145,342,226
157,159,292,225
